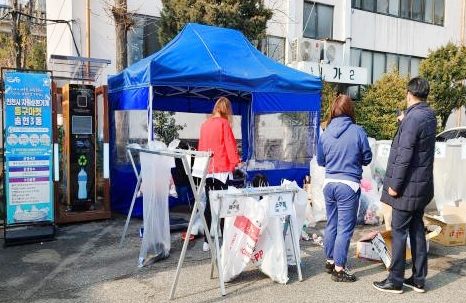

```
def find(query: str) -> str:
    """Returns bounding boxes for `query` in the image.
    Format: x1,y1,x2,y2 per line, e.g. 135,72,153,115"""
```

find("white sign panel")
435,142,446,158
289,61,368,85
377,144,391,158
292,61,320,77
219,196,246,218
268,193,293,217
320,64,368,84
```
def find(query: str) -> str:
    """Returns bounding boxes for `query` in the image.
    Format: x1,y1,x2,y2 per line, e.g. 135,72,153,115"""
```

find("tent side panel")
252,92,321,113
109,88,150,111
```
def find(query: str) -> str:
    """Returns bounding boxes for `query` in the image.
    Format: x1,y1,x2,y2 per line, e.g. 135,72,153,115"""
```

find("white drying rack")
118,145,213,300
209,185,303,296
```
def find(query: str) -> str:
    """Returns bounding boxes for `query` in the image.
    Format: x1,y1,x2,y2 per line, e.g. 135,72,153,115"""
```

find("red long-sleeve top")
198,116,240,173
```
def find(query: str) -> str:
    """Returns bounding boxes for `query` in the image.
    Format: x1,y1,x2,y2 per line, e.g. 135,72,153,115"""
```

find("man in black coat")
373,77,437,294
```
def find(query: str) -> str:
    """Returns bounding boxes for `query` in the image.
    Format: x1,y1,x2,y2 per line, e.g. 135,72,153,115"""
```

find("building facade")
46,0,464,84
46,0,466,129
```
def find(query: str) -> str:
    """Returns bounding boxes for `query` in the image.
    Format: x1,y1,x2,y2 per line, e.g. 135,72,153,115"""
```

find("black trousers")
388,207,428,287
203,177,228,243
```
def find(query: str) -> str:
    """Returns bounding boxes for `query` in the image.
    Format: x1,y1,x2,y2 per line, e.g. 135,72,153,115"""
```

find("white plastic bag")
357,178,383,226
190,188,206,236
310,158,327,222
250,212,288,284
221,197,268,282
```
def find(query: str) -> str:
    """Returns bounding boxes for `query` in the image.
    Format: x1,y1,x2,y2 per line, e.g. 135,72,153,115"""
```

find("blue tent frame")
107,23,322,216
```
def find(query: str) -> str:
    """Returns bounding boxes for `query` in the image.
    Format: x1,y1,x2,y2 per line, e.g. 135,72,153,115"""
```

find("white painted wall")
46,0,73,57
46,0,162,86
264,0,289,38
350,7,463,57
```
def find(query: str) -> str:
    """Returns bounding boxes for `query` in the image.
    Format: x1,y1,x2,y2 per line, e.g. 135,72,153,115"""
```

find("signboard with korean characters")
320,64,368,85
268,192,294,217
3,71,54,225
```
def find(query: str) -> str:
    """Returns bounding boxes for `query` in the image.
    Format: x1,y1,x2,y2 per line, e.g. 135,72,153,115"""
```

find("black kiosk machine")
61,84,96,213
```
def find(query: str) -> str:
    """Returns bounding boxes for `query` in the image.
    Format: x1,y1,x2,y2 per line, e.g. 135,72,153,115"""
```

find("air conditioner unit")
322,41,344,66
290,37,322,62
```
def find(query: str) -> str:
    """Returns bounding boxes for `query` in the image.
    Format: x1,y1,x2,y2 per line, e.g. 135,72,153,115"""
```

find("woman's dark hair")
178,141,189,150
329,94,355,123
252,173,269,187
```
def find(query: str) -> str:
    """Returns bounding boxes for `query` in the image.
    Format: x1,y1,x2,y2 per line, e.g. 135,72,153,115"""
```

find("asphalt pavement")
1,208,466,303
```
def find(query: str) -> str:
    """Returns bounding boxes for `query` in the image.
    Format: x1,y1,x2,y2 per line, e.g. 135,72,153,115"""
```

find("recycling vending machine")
61,84,96,212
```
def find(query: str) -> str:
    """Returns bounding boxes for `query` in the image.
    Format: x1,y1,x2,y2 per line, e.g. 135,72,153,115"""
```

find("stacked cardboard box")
424,203,466,246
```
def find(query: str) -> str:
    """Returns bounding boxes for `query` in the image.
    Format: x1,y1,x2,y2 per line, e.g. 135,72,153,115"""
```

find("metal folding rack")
118,145,213,300
209,185,303,296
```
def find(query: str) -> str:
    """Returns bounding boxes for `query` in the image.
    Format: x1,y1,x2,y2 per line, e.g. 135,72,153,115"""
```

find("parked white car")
436,126,466,142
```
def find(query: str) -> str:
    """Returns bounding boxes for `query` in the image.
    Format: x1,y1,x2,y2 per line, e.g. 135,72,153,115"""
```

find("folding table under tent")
107,22,322,219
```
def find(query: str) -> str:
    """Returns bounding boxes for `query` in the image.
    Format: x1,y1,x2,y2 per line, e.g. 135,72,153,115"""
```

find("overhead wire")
13,9,81,57
48,0,65,55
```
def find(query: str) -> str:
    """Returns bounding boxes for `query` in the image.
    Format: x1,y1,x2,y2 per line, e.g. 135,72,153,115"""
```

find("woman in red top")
198,96,241,251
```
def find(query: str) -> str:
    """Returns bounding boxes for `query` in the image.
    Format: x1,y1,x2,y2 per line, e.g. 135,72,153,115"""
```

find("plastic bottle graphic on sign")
78,168,88,199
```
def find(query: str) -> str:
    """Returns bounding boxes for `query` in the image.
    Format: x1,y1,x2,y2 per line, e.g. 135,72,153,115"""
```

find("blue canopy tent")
107,23,322,217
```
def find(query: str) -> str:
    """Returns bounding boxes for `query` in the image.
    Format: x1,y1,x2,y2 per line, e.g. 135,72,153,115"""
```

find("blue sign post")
3,71,55,245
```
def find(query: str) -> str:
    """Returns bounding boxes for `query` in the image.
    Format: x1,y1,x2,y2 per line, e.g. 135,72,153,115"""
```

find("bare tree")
111,0,133,72
7,0,46,69
11,0,22,68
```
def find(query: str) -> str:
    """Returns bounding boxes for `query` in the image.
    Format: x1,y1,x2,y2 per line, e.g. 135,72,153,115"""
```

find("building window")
386,53,398,70
351,48,423,83
262,35,286,63
127,14,161,65
399,55,410,76
424,0,434,23
412,0,423,21
361,50,373,83
377,0,389,14
373,52,386,81
433,0,444,25
399,0,411,18
303,1,334,40
410,57,420,77
352,0,444,26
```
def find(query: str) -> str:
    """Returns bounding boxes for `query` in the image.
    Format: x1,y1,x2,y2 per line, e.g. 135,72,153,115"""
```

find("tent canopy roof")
107,23,322,99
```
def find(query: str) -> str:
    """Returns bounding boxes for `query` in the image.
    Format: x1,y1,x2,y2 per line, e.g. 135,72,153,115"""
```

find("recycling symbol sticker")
78,155,87,166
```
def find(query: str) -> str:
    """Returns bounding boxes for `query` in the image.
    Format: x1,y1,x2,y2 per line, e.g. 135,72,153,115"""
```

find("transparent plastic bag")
138,148,175,267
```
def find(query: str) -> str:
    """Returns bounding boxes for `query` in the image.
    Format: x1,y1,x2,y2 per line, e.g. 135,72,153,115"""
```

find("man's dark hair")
407,77,430,101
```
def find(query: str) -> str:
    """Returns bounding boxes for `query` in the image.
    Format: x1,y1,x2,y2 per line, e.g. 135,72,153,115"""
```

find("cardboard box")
381,203,392,231
356,231,384,262
356,227,440,268
356,230,404,268
370,232,393,268
424,203,466,246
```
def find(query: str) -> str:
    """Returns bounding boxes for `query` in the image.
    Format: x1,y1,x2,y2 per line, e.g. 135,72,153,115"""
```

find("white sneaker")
202,242,210,252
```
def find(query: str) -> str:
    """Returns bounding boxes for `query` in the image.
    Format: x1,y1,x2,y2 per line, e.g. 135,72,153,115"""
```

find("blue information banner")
4,72,54,225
